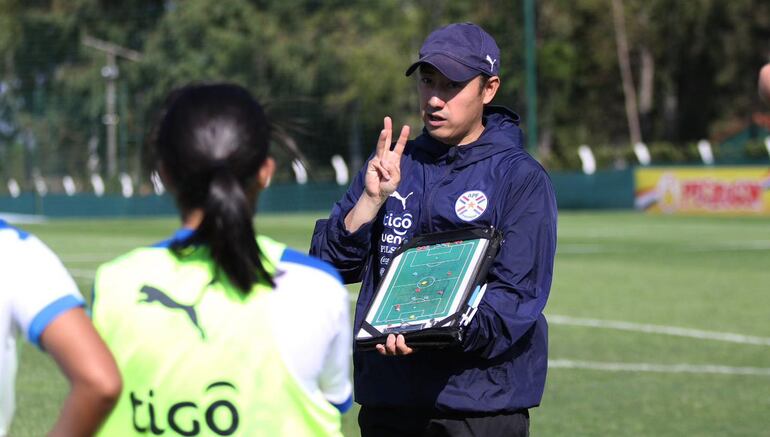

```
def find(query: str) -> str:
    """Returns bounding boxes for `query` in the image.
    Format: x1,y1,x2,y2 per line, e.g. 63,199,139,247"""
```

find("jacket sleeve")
462,164,557,359
309,158,378,284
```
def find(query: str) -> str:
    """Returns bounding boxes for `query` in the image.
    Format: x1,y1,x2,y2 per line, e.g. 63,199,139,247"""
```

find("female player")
1,219,121,436
91,83,352,436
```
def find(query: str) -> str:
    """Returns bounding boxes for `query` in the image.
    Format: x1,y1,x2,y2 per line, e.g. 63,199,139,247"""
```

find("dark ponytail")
154,83,274,292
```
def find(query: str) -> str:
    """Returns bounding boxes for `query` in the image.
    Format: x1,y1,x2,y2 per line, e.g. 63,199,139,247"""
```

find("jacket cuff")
330,211,375,256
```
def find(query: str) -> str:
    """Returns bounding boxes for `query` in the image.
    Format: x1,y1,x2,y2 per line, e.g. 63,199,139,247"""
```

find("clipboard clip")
460,283,487,327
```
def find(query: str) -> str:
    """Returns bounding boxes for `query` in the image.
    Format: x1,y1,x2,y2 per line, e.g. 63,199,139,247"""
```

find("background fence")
0,171,637,217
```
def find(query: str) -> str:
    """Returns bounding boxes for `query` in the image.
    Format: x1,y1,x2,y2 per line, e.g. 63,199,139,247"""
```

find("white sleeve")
7,234,83,347
268,255,352,412
317,282,353,409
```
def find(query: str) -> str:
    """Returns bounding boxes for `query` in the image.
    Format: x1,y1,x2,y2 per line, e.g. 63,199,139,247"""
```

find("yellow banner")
635,167,770,215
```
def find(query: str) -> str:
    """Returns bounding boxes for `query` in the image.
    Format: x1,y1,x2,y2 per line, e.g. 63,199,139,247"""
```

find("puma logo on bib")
139,285,206,339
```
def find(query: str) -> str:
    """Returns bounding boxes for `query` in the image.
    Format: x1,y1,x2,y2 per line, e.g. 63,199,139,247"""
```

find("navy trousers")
358,406,530,437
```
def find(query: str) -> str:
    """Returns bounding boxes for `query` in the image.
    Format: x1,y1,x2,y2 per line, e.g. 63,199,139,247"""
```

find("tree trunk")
638,45,655,138
611,0,642,147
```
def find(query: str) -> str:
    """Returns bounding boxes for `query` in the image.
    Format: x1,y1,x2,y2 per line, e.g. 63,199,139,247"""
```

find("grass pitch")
11,211,770,436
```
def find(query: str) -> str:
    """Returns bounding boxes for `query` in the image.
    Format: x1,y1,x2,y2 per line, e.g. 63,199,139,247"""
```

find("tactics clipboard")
355,226,502,350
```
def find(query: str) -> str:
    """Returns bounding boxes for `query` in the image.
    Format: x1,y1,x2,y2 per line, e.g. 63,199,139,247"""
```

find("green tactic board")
363,237,488,333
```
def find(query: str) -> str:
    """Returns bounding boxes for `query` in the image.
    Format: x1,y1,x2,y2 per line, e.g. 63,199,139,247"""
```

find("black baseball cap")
405,22,500,82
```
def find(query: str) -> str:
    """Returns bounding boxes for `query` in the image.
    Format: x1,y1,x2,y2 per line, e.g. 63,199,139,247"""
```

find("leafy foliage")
1,0,769,192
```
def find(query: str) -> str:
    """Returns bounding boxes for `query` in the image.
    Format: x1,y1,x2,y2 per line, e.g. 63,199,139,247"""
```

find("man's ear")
482,76,501,105
257,157,276,189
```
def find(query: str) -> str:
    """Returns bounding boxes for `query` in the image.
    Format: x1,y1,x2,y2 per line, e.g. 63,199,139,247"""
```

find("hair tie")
209,160,230,177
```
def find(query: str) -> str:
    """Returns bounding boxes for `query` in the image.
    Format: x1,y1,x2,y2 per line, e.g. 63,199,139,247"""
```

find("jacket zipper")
422,153,458,234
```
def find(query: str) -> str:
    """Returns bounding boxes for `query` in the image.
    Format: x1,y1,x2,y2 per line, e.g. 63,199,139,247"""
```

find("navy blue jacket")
310,107,557,413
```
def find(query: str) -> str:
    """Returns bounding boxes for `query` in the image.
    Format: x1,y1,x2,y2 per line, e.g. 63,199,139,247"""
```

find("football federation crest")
455,190,488,221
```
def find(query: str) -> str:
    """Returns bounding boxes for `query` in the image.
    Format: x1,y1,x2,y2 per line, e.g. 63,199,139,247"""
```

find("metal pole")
611,0,642,147
81,35,142,179
103,53,118,177
524,0,538,156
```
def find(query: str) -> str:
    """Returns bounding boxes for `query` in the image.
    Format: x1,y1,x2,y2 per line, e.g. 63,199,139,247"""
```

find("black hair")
477,74,491,94
154,83,273,292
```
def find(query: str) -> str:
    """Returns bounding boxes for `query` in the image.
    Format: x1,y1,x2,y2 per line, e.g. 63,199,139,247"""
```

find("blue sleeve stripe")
28,295,85,348
151,238,173,248
0,220,29,239
152,228,196,248
280,248,343,284
331,395,353,413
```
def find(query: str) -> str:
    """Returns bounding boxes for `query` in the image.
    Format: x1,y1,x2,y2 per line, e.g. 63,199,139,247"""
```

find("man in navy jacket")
311,22,557,437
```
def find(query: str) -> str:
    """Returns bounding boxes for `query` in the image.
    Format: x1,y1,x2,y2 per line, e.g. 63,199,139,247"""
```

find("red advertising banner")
635,167,770,215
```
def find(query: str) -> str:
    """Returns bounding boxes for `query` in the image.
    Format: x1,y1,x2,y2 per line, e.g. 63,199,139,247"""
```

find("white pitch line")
549,359,770,376
557,242,770,254
61,255,115,263
556,244,610,254
68,268,96,280
682,240,770,251
548,314,770,346
0,213,47,224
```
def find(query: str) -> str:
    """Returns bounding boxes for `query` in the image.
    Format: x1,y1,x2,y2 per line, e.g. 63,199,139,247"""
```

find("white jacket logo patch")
455,190,488,221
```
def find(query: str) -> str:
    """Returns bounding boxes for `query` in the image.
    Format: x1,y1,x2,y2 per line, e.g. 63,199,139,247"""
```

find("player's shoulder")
0,221,60,266
272,247,348,316
495,147,551,186
271,255,348,338
0,219,33,250
277,247,343,285
0,218,30,239
95,243,179,282
495,143,542,169
0,221,82,330
104,244,167,266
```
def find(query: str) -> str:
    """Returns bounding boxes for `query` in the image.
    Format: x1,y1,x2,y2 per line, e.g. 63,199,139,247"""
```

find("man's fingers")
376,118,408,168
372,160,391,181
382,124,409,168
395,334,413,355
375,334,413,356
392,125,410,158
376,117,393,161
375,128,388,160
385,334,397,354
383,117,393,159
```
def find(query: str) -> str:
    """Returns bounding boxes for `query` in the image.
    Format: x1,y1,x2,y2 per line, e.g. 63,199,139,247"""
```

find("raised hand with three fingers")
344,116,410,233
364,116,411,203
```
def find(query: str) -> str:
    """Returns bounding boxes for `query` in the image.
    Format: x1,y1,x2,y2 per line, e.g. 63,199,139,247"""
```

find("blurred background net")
1,0,769,197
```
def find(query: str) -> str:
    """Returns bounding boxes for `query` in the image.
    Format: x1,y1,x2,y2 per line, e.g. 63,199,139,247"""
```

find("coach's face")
417,65,499,147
